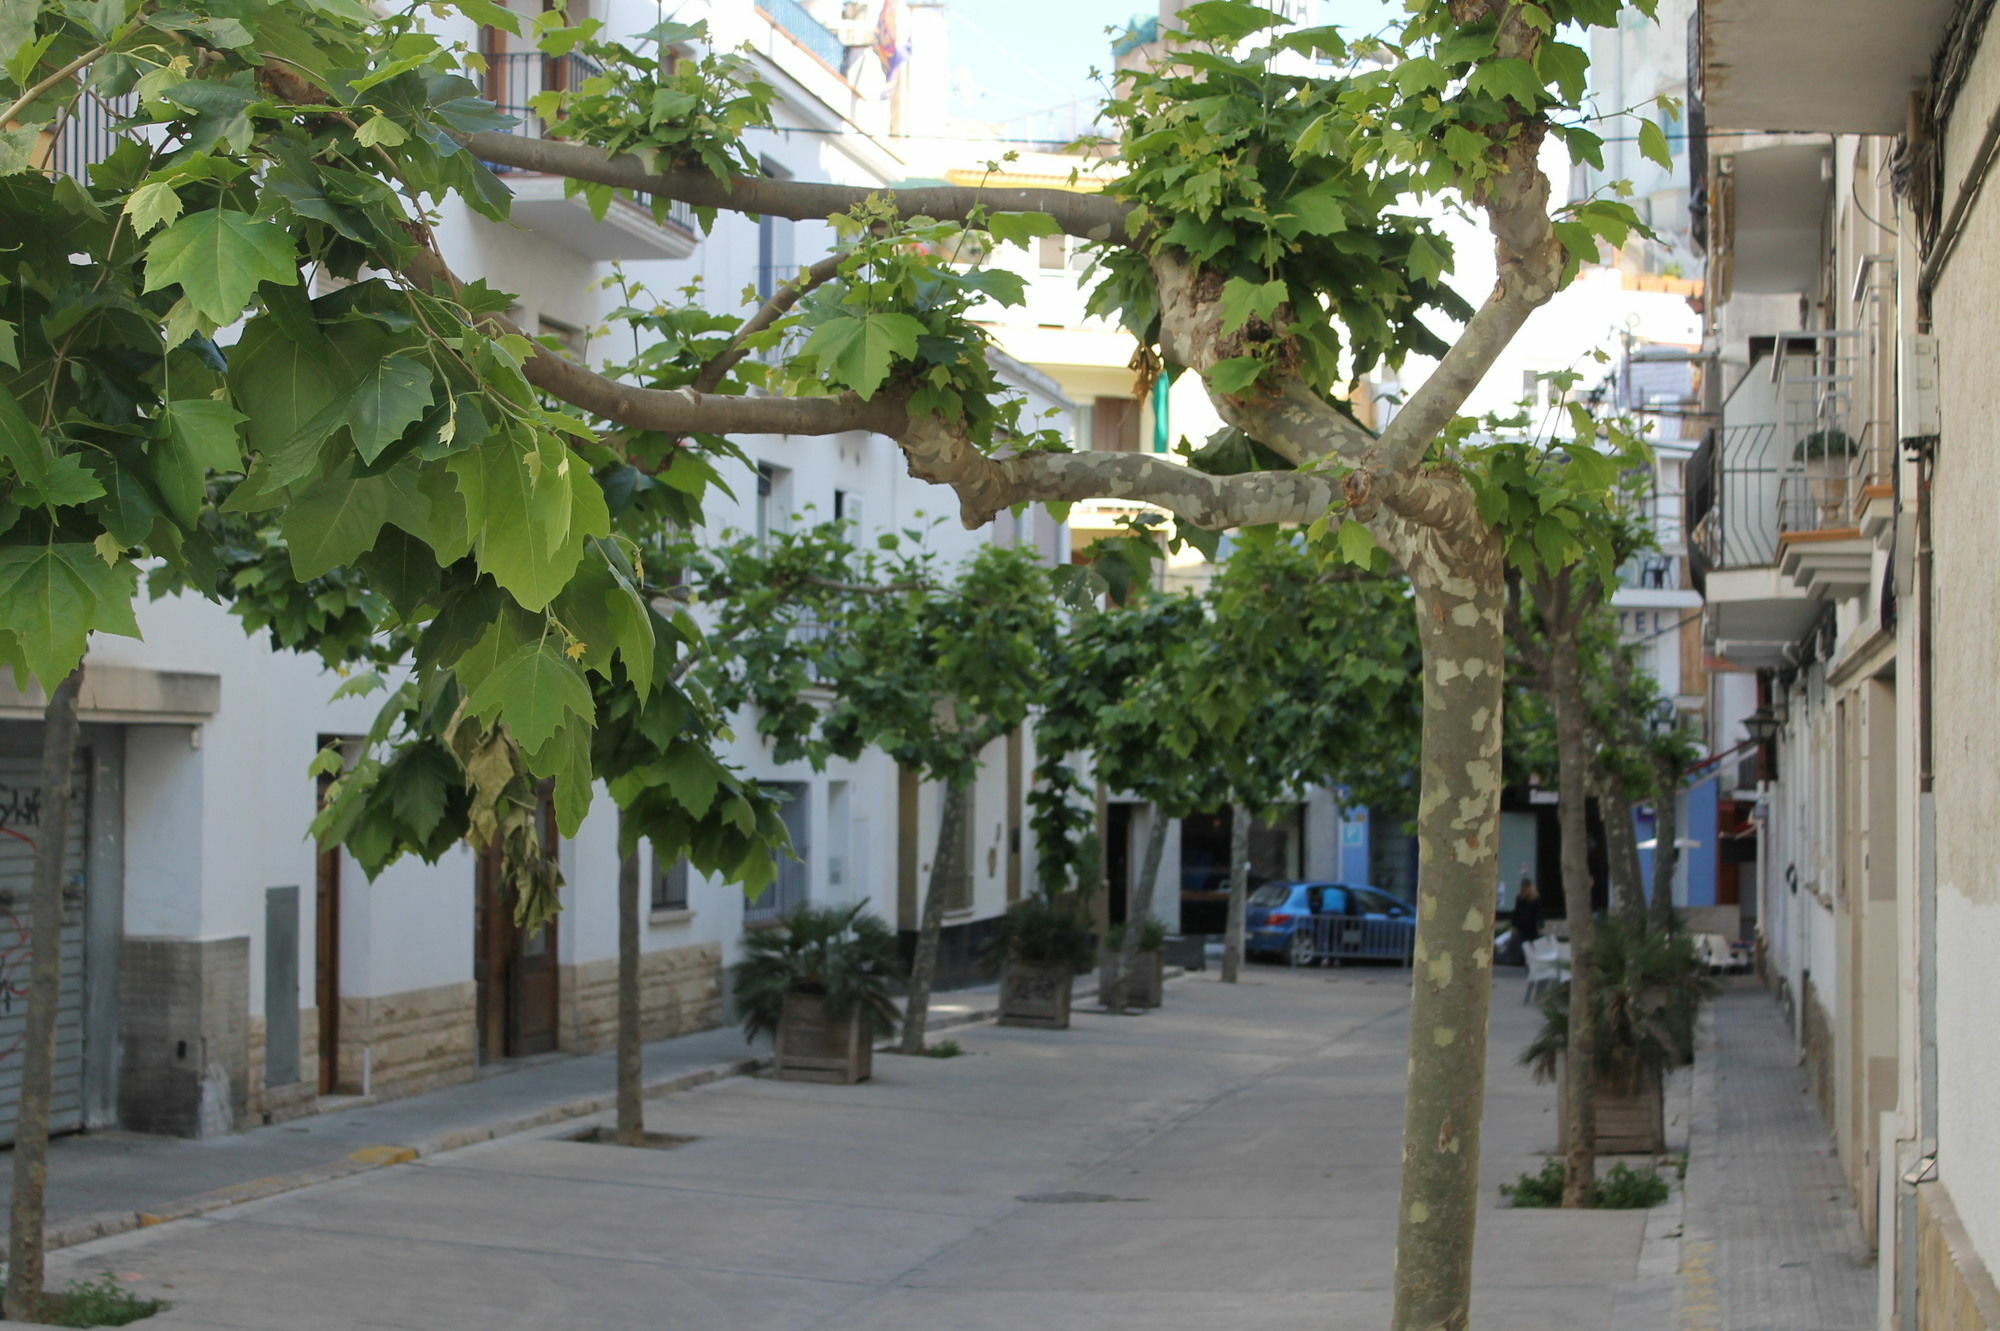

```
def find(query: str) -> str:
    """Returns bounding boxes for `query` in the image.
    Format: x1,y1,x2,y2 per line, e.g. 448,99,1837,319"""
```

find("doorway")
315,772,340,1094
474,793,560,1063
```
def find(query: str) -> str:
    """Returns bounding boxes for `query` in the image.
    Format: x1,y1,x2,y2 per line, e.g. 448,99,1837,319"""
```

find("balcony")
484,53,700,262
758,0,848,75
1698,0,1955,136
1688,337,1875,668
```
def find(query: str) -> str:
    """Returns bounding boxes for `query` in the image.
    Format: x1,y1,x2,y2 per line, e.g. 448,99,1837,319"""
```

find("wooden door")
473,792,560,1062
314,781,340,1094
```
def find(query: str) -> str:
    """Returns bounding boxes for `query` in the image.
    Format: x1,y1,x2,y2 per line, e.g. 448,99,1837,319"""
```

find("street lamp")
1741,705,1780,746
1648,698,1680,734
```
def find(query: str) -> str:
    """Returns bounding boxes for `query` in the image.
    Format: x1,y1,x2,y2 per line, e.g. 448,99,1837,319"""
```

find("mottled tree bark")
1220,803,1250,984
1650,757,1682,933
1107,809,1170,1012
900,776,969,1054
1390,531,1507,1331
6,667,84,1324
1596,765,1648,928
1544,579,1600,1209
614,817,643,1147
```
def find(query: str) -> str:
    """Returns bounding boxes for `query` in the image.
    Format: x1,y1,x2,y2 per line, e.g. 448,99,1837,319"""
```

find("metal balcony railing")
43,93,138,181
759,0,848,72
484,52,697,235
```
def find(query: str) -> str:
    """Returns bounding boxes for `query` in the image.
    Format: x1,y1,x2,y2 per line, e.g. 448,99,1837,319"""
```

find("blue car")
1245,881,1417,967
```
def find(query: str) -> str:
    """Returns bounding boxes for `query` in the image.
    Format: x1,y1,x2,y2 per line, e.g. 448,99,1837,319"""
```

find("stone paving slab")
1678,980,1876,1331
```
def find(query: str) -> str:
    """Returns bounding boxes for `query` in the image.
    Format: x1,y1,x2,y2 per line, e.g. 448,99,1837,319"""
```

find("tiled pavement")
1680,981,1877,1331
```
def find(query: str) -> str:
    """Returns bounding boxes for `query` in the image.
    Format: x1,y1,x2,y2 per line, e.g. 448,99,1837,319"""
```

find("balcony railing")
485,52,697,235
759,0,848,73
44,93,138,181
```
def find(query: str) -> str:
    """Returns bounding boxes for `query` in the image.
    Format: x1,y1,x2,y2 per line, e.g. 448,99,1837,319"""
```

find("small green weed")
46,1274,168,1328
1500,1158,1671,1209
1595,1162,1671,1208
1499,1158,1566,1207
922,1039,964,1059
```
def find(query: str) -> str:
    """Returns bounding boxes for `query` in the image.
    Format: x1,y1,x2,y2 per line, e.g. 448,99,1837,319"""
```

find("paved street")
35,968,1658,1331
14,969,1876,1330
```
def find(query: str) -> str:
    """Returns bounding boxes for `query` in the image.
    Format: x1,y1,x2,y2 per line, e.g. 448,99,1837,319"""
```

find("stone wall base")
1918,1179,2000,1331
246,1012,319,1126
118,937,250,1138
337,980,478,1102
558,942,724,1054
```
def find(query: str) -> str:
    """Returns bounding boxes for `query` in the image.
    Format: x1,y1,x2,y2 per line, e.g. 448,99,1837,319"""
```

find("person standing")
1512,876,1543,944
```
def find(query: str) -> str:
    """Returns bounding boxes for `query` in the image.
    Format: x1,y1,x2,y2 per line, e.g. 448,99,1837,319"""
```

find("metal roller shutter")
0,743,90,1144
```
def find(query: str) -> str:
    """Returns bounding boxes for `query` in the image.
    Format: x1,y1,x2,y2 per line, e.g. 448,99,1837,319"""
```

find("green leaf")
353,114,409,148
156,399,246,525
800,312,926,400
22,454,104,510
0,126,38,178
142,209,300,326
123,181,184,235
0,544,142,689
1177,0,1288,45
465,638,593,755
1276,183,1347,237
0,384,55,485
1467,57,1546,108
1207,356,1265,396
449,429,595,611
1536,41,1590,104
1336,517,1377,567
984,211,1061,248
347,354,435,463
534,721,593,836
1637,118,1673,172
281,470,392,578
1218,277,1287,335
1406,234,1447,286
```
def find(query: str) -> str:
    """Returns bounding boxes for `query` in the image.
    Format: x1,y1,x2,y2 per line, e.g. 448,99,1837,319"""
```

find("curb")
40,970,1193,1255
40,1053,770,1255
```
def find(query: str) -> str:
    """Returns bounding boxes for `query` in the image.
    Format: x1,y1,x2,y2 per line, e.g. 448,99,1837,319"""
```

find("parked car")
1245,881,1418,966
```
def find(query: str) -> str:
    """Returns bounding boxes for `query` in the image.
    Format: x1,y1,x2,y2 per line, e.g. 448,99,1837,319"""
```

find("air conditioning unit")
1900,332,1940,441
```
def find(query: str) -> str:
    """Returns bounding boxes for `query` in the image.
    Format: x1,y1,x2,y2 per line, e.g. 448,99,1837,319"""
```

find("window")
538,315,585,360
1037,234,1068,270
756,156,796,301
754,463,791,545
1091,395,1142,453
652,847,689,912
746,782,809,920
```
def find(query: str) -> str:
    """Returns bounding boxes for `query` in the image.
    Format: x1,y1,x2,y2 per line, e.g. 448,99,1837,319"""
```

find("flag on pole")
874,0,908,81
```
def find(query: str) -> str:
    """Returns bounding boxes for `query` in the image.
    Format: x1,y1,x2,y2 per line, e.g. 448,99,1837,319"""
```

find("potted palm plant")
1522,919,1714,1154
1099,916,1168,1009
734,903,904,1084
991,894,1095,1029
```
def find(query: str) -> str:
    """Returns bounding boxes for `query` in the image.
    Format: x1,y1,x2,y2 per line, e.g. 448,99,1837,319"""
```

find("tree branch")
692,251,847,394
399,247,907,438
457,133,1137,244
899,416,1339,530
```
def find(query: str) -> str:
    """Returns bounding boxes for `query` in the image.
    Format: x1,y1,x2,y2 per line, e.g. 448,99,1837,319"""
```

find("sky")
945,0,1401,143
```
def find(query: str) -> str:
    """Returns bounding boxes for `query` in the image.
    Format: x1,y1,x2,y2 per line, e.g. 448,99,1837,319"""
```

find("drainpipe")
1900,431,1939,1331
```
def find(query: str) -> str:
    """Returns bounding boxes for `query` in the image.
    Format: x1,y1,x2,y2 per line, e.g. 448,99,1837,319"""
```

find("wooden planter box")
1098,948,1164,1009
1556,1062,1665,1155
775,992,873,1084
998,961,1074,1029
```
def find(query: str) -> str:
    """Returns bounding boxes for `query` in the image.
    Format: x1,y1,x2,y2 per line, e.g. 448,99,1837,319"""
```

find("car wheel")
1287,929,1316,968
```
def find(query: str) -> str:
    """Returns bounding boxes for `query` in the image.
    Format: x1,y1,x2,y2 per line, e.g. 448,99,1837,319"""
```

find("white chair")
1523,937,1567,1004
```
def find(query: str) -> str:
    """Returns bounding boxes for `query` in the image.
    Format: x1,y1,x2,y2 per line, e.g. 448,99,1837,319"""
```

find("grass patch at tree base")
1500,1158,1672,1209
37,1274,169,1328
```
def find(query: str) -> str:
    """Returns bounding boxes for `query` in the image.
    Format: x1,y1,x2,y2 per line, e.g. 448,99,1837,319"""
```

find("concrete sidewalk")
0,984,1013,1253
1678,981,1876,1330
36,965,1680,1331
